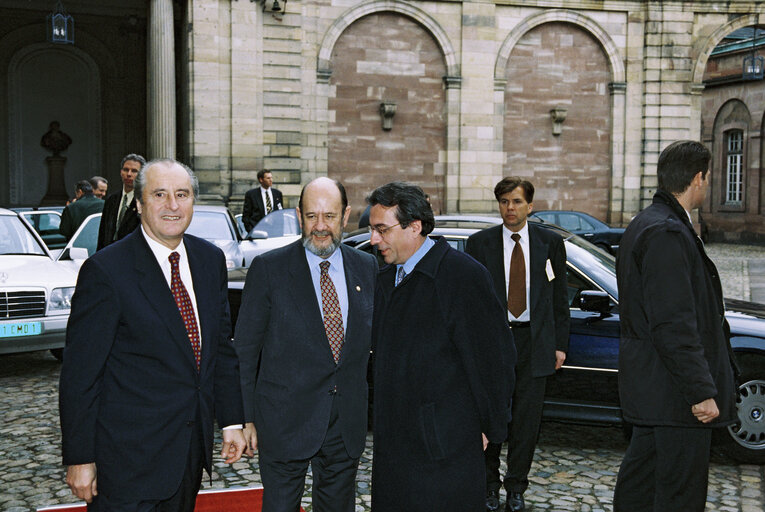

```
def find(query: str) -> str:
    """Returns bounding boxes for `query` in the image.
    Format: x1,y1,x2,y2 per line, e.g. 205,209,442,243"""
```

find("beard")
302,229,342,258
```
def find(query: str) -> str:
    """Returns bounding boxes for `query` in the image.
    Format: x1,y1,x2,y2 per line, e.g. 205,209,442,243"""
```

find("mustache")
310,230,332,237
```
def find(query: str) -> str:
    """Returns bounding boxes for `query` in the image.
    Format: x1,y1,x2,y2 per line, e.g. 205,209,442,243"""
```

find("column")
147,0,176,159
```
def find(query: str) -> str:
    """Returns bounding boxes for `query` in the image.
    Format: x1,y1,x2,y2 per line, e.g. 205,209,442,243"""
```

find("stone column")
147,0,176,159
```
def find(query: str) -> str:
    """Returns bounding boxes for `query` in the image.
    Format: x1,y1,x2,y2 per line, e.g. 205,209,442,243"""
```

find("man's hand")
221,428,247,464
243,422,258,457
482,433,489,451
66,463,97,503
691,398,719,424
555,350,566,370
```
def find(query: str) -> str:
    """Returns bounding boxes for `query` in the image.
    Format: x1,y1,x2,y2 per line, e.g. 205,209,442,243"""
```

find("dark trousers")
259,397,359,512
485,325,547,494
88,420,204,512
614,425,712,512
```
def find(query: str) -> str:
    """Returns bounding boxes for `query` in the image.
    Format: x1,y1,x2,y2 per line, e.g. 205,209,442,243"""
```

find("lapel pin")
356,285,361,292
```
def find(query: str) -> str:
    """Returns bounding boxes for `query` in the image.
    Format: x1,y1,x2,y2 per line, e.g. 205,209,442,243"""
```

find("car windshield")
253,208,301,237
0,216,48,256
188,211,234,241
564,235,618,298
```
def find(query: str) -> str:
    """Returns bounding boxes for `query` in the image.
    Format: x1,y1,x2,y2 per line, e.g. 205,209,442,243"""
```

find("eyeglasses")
368,223,401,237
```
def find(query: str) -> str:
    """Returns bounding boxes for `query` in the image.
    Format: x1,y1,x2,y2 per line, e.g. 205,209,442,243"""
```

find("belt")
509,321,530,329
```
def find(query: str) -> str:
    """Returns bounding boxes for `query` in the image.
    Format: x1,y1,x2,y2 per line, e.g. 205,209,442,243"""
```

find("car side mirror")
247,229,269,240
69,247,90,261
579,290,612,314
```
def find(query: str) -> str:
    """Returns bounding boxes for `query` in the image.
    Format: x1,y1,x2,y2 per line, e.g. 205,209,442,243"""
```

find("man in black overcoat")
466,177,569,512
97,153,145,251
368,181,515,512
614,140,738,511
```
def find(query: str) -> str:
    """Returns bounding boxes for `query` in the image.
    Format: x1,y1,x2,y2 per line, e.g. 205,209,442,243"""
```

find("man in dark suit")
60,159,247,510
235,177,377,512
614,141,737,511
369,182,514,511
466,177,570,512
96,153,145,251
60,180,104,240
242,170,283,233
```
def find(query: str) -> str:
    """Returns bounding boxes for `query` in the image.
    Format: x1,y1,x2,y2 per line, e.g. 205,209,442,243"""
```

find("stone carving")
40,121,72,156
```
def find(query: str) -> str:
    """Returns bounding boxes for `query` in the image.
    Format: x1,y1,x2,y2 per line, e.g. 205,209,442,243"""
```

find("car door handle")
583,233,594,237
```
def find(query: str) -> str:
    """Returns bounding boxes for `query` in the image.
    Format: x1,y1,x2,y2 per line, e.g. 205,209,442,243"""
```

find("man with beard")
235,177,377,512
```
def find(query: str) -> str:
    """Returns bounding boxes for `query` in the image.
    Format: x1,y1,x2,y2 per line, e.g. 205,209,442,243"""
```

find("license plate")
0,321,42,338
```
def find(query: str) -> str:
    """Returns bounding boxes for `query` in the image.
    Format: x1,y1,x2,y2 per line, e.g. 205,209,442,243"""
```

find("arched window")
724,129,744,204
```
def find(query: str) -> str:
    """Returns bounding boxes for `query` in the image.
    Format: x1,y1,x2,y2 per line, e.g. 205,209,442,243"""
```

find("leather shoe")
486,489,500,511
506,491,525,512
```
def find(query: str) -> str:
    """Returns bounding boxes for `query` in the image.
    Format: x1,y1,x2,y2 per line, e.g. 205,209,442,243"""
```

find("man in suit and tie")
96,154,145,251
466,177,570,512
242,170,283,233
60,159,247,510
235,177,377,512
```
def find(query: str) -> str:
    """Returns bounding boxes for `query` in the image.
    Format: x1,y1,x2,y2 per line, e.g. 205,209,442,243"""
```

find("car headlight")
49,287,75,314
226,259,236,269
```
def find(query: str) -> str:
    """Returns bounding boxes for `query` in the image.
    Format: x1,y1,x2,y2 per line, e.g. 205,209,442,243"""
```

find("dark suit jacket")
59,229,244,501
97,190,140,251
59,194,104,240
242,186,283,232
466,222,570,377
234,240,376,460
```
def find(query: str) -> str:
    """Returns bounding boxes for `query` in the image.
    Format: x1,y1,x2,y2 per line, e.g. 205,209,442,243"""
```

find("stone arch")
317,0,458,79
494,9,624,83
693,13,765,85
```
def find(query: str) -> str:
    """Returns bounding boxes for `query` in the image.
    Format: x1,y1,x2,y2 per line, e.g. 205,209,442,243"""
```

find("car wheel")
50,348,64,362
718,372,765,464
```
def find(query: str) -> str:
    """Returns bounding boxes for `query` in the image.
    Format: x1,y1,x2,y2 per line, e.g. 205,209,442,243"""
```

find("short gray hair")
120,153,146,169
134,159,199,203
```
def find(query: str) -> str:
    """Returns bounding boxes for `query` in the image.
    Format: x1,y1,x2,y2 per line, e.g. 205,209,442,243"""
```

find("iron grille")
0,291,46,319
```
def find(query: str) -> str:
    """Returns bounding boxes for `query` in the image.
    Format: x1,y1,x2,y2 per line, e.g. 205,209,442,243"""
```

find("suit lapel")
528,224,546,313
485,226,507,302
133,231,198,371
256,188,265,216
186,237,216,372
286,243,332,355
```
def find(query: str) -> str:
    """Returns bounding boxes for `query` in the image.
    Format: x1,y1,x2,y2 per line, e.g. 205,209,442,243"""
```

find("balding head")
297,177,350,258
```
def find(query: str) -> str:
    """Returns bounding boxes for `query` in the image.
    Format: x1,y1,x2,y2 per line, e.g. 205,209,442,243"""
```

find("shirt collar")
399,235,435,276
304,244,344,272
141,225,187,265
502,221,529,241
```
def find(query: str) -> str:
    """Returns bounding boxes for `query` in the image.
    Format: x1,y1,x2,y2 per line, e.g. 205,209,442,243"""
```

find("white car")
0,208,78,360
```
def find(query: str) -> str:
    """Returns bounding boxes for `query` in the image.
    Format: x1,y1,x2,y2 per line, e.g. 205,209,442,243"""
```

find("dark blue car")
531,210,624,255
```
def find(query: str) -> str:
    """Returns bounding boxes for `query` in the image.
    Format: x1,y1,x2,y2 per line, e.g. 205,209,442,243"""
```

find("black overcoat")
616,190,737,427
371,238,515,512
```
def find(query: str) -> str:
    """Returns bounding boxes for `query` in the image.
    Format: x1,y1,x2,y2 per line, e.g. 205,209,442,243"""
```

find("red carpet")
37,487,305,512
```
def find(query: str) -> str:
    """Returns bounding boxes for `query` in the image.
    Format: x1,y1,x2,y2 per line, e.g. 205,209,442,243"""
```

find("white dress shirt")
503,222,531,322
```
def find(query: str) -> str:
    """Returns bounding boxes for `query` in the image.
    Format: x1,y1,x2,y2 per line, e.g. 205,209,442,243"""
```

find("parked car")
530,210,624,255
231,216,765,464
0,208,78,360
13,207,67,250
238,208,302,265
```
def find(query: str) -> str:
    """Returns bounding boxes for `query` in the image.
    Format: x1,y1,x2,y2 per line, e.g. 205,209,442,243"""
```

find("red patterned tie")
508,233,526,317
169,252,201,370
319,261,344,363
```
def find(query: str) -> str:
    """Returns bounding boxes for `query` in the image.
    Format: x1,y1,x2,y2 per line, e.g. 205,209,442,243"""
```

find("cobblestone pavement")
2,243,764,512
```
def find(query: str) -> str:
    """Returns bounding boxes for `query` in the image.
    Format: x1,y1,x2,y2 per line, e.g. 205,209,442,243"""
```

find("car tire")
715,367,765,464
50,348,64,362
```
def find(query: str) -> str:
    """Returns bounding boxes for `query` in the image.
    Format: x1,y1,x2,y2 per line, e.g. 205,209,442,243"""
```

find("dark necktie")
508,233,526,317
114,194,128,240
320,261,344,363
169,252,201,370
395,266,406,286
265,191,272,214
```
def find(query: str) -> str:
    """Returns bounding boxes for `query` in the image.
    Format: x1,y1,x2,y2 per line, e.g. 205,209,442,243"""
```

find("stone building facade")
1,0,763,233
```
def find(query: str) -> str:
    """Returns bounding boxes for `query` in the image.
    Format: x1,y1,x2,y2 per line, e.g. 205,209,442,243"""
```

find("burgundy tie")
320,261,344,363
169,252,201,370
508,233,526,317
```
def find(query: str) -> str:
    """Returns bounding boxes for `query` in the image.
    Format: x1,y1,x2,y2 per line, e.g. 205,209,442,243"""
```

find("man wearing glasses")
367,181,515,512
